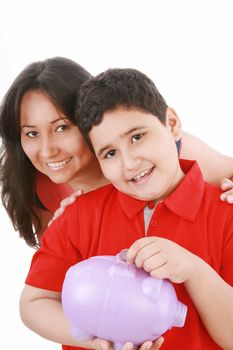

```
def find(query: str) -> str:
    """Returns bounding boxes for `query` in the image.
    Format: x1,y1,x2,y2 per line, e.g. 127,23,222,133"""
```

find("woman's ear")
165,107,183,141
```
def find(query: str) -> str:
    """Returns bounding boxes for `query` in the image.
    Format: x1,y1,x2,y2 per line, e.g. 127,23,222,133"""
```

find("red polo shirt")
26,160,233,350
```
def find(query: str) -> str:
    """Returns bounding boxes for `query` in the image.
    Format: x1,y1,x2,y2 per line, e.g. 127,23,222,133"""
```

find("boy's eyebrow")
96,126,145,157
21,117,68,128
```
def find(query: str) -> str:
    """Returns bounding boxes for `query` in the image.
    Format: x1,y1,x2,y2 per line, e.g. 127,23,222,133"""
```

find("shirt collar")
117,159,205,221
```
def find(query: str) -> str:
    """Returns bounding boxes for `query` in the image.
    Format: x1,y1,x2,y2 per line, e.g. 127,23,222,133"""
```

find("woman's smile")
46,156,73,171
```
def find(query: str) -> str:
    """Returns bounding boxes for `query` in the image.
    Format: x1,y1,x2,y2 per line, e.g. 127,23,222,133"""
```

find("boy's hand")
220,177,233,204
127,236,200,283
91,337,164,350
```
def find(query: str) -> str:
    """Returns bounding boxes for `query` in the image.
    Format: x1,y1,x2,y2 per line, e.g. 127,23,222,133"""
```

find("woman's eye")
56,124,69,132
105,150,116,159
26,131,39,138
132,133,143,143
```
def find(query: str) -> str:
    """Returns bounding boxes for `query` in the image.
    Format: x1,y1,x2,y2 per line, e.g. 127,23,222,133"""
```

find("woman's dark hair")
0,57,92,248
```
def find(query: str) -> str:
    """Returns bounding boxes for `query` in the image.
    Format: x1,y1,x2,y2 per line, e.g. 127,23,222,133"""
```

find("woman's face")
20,90,94,184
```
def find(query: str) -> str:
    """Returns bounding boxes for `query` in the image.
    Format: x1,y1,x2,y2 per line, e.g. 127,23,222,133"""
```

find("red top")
26,160,233,350
36,172,73,213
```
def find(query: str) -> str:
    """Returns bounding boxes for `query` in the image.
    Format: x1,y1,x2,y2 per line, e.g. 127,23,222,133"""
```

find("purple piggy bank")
62,250,187,350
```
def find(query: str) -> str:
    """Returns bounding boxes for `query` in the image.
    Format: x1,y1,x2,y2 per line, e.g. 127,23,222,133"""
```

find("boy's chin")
129,193,156,202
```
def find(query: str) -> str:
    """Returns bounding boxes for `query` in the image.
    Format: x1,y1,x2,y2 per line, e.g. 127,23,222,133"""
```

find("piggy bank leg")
71,326,93,341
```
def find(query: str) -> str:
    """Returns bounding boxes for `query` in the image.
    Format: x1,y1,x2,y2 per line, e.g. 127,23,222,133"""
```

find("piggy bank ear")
142,277,163,303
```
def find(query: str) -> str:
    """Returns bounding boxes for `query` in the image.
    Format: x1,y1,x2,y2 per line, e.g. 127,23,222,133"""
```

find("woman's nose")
39,136,59,158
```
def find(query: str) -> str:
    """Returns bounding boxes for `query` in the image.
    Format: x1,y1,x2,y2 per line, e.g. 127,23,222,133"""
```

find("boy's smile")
89,107,184,202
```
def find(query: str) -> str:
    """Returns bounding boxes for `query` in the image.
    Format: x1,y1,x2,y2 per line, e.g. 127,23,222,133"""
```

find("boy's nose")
123,152,142,172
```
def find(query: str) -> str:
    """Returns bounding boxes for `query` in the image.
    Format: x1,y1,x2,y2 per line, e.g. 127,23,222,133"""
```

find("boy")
20,68,233,350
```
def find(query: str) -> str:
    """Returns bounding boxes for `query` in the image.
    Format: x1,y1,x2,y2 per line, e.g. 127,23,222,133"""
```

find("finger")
60,195,77,208
122,342,134,350
127,237,156,264
149,263,170,280
151,337,164,350
220,190,233,203
53,207,64,220
143,254,167,273
220,178,233,190
93,338,113,350
220,193,227,201
73,189,83,197
150,263,184,283
134,243,162,269
226,195,233,204
139,341,153,350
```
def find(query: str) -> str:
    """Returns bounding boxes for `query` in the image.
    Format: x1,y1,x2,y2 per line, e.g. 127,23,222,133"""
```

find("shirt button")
150,220,158,227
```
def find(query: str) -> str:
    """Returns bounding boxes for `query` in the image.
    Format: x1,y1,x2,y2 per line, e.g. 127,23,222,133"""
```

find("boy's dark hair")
75,68,168,147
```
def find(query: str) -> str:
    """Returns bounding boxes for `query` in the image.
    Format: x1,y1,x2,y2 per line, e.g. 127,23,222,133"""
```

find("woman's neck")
68,158,109,194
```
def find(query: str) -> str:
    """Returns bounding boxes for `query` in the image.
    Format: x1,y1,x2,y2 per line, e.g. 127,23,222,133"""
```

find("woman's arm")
181,131,233,186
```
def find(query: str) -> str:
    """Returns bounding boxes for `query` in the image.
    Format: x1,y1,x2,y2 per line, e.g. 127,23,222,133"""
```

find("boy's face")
89,107,184,202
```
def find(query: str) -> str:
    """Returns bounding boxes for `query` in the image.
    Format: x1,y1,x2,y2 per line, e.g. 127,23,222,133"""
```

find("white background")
0,0,232,348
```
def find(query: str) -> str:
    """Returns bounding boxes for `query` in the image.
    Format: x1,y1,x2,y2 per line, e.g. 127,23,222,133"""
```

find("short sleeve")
25,204,81,291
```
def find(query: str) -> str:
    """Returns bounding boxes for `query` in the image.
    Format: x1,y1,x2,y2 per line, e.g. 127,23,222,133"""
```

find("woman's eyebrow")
21,117,68,128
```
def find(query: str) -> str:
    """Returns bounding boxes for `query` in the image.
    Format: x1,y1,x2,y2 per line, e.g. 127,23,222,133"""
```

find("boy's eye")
26,131,39,138
105,149,116,159
56,124,69,132
132,133,143,143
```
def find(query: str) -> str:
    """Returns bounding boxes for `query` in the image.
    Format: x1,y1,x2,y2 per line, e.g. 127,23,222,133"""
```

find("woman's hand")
220,178,233,204
48,190,83,226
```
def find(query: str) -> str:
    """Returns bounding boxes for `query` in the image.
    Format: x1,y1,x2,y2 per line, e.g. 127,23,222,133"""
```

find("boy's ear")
165,107,182,141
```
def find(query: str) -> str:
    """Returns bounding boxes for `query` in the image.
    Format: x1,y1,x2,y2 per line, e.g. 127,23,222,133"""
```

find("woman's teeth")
47,157,72,168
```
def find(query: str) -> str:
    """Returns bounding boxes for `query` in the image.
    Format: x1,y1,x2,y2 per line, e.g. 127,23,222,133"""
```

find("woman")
0,56,233,249
0,57,107,247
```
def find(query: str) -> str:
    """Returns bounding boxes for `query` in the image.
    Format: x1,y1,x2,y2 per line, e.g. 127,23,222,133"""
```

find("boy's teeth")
133,169,149,181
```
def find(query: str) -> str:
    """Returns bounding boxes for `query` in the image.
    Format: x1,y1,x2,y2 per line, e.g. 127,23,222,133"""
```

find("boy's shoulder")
70,184,118,210
203,181,233,218
84,183,117,200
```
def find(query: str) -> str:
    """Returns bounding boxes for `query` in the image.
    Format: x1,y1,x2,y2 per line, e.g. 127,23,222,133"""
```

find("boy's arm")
184,258,233,350
127,237,233,350
181,131,233,185
20,284,164,350
19,285,85,347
